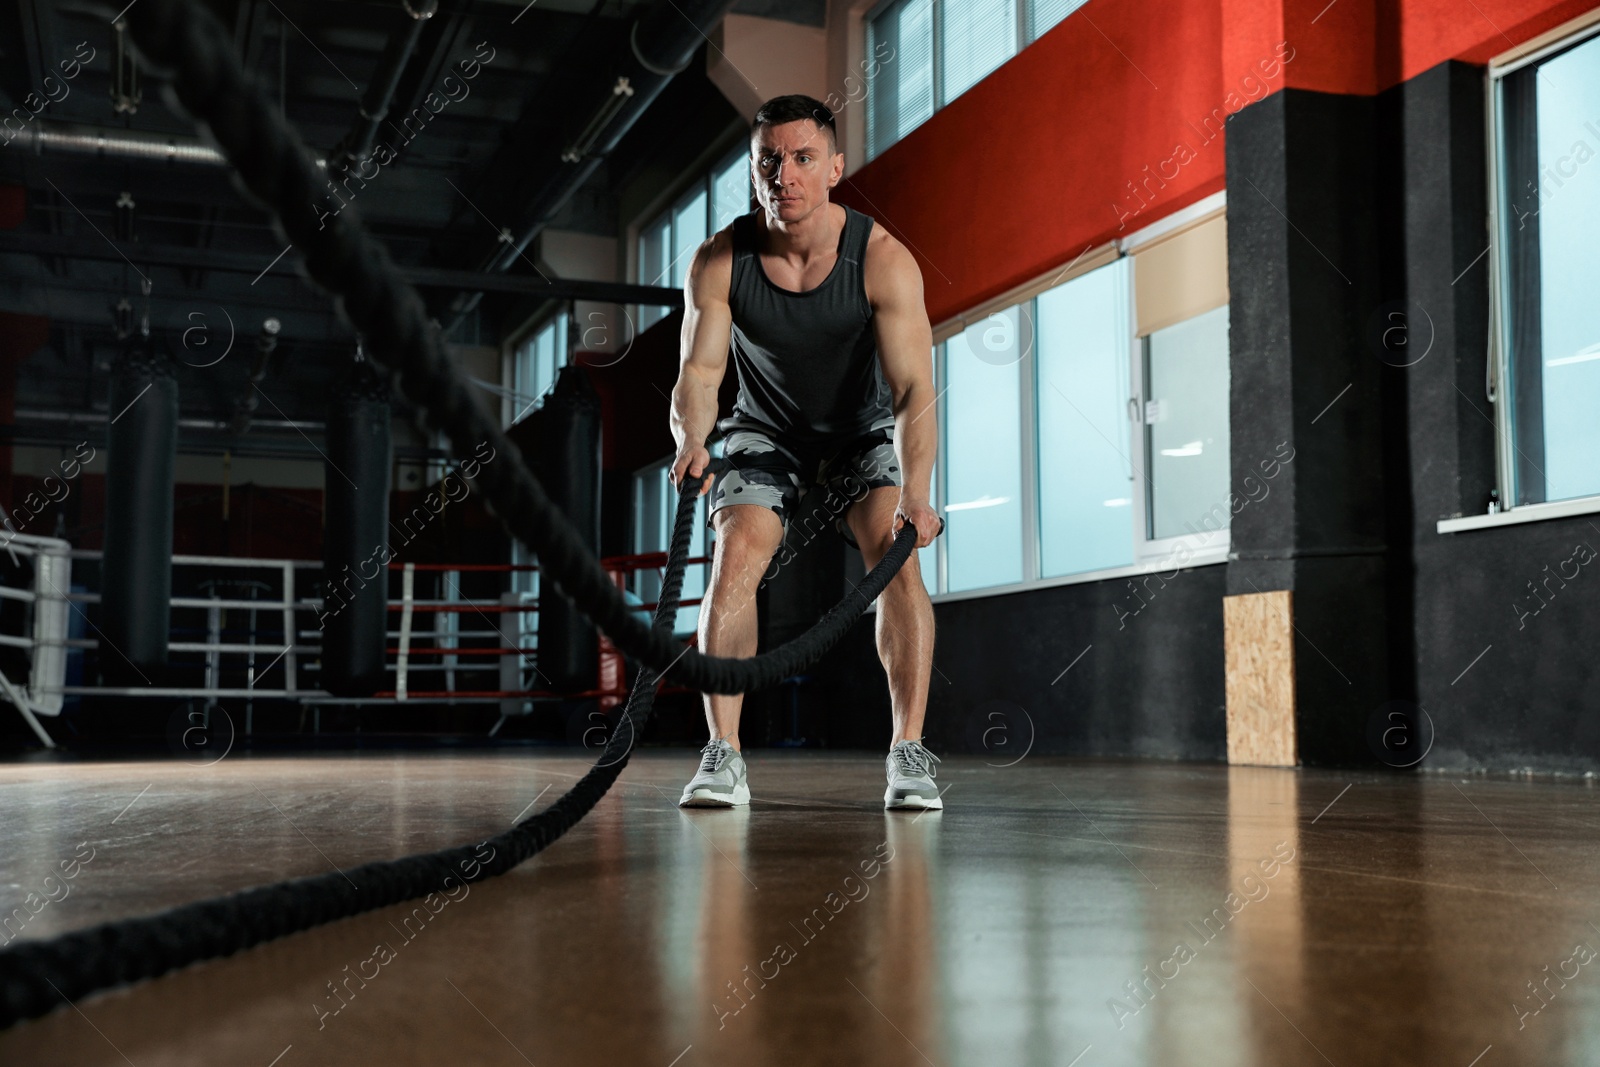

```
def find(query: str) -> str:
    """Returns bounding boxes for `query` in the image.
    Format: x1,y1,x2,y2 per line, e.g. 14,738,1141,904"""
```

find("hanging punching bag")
101,337,179,685
320,358,392,697
537,364,601,692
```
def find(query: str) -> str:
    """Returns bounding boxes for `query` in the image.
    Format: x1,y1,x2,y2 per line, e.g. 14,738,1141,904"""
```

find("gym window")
635,146,752,331
865,0,1089,160
922,203,1231,602
1490,20,1600,510
506,313,568,427
1139,306,1231,543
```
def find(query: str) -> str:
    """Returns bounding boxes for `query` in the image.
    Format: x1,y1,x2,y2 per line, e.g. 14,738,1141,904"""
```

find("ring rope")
0,0,928,1030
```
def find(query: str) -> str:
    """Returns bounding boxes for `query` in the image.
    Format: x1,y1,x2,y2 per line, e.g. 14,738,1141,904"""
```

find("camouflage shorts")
708,426,903,549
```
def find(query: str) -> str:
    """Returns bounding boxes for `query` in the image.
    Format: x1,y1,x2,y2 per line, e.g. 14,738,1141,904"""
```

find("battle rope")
0,0,938,1029
0,462,702,1027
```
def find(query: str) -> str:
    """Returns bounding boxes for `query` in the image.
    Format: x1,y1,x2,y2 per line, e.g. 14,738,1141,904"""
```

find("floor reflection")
5,755,1600,1065
666,803,944,1066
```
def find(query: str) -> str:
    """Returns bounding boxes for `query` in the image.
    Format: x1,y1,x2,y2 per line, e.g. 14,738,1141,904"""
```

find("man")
667,94,943,811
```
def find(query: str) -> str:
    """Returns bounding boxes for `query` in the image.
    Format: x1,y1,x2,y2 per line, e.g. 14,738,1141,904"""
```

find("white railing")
0,532,72,747
0,546,688,741
57,550,322,700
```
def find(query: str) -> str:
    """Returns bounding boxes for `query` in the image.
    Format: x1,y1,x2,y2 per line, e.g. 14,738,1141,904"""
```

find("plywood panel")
1224,589,1297,766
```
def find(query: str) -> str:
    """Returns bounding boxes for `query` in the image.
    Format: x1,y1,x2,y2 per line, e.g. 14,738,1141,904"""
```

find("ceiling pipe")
443,0,739,329
16,124,226,165
0,232,683,304
326,0,438,175
15,123,332,169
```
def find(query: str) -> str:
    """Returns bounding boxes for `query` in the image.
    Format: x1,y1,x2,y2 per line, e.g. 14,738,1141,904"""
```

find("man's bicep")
873,250,934,398
682,294,732,382
681,242,733,380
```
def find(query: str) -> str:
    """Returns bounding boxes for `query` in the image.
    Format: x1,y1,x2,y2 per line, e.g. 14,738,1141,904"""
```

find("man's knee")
886,546,926,591
713,509,784,578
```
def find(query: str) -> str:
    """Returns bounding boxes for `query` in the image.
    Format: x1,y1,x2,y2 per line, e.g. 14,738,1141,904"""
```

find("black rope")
0,0,936,1030
0,462,703,1027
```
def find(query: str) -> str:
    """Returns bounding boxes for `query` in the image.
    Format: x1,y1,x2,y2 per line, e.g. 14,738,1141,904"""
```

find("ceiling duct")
444,0,739,326
15,124,226,165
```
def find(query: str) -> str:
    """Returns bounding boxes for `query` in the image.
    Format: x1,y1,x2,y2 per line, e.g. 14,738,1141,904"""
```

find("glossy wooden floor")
2,751,1597,1066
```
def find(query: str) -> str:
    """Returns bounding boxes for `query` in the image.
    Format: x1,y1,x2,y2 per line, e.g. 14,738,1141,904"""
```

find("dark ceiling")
0,0,763,440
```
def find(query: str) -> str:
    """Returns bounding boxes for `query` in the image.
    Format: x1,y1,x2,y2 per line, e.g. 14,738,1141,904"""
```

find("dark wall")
1415,517,1600,772
1392,62,1600,773
1214,60,1600,773
795,515,1227,760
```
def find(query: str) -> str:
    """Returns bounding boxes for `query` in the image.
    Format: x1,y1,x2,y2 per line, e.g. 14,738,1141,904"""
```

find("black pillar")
1383,61,1495,709
1225,87,1392,764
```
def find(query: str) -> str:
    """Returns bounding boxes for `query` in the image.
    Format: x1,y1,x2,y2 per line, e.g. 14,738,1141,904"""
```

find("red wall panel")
1403,0,1600,75
836,0,1229,325
835,0,1589,324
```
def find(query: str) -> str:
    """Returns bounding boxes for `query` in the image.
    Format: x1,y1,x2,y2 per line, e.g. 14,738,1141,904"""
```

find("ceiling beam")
0,231,682,305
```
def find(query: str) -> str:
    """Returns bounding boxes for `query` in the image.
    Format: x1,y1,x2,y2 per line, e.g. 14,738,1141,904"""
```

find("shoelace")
890,740,940,779
698,739,731,775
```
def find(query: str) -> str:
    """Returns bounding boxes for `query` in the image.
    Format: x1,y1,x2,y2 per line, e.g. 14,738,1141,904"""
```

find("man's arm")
864,224,940,549
669,230,734,495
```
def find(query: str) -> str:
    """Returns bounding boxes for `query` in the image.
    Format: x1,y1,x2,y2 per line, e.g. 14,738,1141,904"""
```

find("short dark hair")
751,94,837,150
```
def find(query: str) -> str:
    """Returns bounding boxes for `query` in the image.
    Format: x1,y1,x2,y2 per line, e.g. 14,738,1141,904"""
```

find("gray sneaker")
885,739,943,810
679,738,751,807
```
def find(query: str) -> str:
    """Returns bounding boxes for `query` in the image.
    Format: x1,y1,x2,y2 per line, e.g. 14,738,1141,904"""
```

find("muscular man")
667,94,943,811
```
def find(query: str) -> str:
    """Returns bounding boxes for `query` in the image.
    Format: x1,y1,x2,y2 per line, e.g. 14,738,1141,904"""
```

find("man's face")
751,119,843,225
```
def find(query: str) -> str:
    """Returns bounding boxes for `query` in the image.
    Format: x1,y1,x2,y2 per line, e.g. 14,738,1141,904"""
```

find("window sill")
864,547,1229,610
1436,494,1600,534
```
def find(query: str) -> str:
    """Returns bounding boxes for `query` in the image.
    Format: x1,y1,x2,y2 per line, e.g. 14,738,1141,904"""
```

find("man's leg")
699,502,786,750
844,485,935,744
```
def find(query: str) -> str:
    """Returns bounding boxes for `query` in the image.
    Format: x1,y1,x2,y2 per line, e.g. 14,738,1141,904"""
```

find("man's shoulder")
687,226,738,297
704,223,739,264
860,217,919,291
862,217,911,262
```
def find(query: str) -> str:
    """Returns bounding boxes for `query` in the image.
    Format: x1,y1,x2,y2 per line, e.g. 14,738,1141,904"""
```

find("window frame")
904,200,1230,607
864,0,1086,161
1484,14,1600,526
631,138,752,331
1132,306,1232,570
501,309,570,428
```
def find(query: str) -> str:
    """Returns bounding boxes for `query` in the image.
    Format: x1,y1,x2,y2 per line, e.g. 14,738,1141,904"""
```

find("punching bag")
320,358,392,696
101,338,178,685
536,365,601,692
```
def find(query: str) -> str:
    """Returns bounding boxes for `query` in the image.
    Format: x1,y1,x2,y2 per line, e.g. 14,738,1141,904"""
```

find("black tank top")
717,204,896,453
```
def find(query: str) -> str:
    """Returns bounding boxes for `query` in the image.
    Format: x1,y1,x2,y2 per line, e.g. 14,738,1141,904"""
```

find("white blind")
868,0,935,158
941,0,1018,103
1027,0,1087,41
